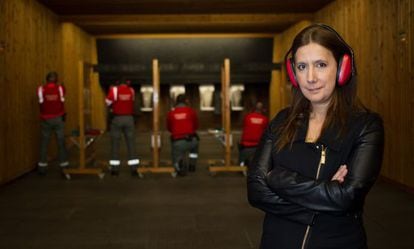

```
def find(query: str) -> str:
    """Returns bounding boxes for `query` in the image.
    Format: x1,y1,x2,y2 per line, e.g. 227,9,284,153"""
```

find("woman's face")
294,42,338,107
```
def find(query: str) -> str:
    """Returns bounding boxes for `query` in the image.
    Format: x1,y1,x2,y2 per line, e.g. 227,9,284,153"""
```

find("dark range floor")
0,132,414,249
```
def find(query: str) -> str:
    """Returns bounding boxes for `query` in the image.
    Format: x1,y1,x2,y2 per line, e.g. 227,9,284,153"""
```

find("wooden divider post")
62,61,104,179
208,58,247,175
137,59,176,177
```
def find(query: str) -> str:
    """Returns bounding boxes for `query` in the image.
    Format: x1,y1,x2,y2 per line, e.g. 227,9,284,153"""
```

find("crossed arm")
265,115,384,212
247,125,317,225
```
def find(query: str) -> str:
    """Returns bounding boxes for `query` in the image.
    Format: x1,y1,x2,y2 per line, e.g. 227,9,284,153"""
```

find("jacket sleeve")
37,86,44,104
247,115,316,225
266,114,384,212
105,87,115,106
58,85,65,102
131,87,135,101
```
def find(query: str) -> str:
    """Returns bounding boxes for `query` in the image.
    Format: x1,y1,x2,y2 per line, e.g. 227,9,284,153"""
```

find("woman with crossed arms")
247,24,384,249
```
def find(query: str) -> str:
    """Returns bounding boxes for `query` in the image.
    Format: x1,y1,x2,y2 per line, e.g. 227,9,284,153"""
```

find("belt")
172,134,197,141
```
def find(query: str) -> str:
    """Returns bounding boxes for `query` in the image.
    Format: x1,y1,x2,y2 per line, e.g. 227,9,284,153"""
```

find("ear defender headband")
285,24,355,88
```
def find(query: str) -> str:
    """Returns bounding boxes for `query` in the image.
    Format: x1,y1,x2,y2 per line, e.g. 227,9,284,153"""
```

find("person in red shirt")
167,94,199,176
37,72,69,175
239,101,269,166
105,79,139,176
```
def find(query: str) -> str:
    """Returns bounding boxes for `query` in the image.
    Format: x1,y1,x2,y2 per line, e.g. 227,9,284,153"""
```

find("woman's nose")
307,67,317,83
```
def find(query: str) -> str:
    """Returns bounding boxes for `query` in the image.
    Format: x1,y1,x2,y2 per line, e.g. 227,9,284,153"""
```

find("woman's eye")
296,64,306,71
316,62,327,68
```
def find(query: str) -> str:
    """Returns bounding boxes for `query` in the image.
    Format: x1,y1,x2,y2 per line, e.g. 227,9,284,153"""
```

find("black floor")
0,132,413,249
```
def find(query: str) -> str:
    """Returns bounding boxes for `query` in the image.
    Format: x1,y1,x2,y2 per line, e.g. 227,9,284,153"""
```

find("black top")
247,108,384,249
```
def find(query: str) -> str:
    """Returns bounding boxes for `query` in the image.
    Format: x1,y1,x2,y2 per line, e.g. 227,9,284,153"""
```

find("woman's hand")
331,165,348,183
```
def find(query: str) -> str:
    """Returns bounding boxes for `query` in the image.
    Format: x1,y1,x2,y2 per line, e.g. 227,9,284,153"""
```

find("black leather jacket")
247,108,384,226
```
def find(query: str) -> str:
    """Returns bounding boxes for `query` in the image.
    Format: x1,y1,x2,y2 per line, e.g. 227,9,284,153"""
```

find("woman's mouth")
307,87,322,93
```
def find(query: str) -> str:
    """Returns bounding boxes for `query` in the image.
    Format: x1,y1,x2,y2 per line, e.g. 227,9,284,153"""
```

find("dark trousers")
39,116,68,166
238,145,257,166
110,115,137,161
171,136,199,171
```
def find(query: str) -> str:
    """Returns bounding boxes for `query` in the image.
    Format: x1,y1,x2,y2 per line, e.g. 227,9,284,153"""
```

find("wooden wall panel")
0,0,104,185
398,0,414,187
314,0,414,188
90,41,107,131
0,0,6,184
62,23,106,136
0,0,62,184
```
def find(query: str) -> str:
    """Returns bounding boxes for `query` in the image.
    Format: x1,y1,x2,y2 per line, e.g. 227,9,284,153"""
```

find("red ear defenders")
285,24,354,88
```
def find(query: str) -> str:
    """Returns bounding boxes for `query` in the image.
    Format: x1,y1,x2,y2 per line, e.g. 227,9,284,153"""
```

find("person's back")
38,81,65,120
240,111,269,147
105,80,139,176
238,102,268,166
106,83,135,115
167,94,199,175
167,105,198,140
37,72,68,175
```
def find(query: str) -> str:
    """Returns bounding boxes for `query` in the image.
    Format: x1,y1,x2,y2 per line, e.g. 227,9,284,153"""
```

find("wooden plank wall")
0,0,6,185
90,43,107,131
314,0,414,188
0,0,62,184
62,23,106,134
0,0,105,185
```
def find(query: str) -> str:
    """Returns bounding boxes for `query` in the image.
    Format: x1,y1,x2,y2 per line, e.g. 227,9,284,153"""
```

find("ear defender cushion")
285,57,299,88
337,54,352,86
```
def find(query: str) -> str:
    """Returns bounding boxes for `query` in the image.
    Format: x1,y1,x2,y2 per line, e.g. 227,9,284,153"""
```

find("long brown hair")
275,24,365,151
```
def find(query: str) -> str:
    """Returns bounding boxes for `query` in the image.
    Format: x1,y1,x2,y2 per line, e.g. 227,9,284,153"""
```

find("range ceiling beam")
60,13,314,34
38,0,334,15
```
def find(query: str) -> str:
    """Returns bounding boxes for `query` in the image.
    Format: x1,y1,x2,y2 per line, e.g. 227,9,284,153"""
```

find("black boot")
177,159,187,176
130,165,138,176
37,166,47,176
111,166,120,176
188,164,196,172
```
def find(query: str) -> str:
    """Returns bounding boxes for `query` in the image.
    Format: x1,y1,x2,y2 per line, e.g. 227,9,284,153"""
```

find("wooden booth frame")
208,58,247,176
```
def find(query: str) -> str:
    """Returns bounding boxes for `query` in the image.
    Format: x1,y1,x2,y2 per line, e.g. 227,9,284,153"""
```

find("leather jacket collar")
293,117,344,152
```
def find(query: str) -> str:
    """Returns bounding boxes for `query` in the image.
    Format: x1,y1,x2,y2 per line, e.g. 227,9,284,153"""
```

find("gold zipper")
315,145,326,179
301,226,311,249
301,145,327,249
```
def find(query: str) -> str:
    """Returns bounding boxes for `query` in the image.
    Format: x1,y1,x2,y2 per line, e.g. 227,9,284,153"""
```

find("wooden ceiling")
37,0,335,35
